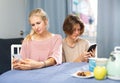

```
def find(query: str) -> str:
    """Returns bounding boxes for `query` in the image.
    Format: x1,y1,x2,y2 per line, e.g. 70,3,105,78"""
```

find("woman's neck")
33,31,53,40
65,37,78,47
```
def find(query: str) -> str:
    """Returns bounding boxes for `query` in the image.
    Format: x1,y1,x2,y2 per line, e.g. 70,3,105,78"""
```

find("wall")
24,0,72,38
0,0,26,38
97,0,120,58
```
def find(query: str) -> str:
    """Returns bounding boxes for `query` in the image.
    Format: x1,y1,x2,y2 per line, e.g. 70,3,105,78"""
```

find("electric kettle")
106,46,120,80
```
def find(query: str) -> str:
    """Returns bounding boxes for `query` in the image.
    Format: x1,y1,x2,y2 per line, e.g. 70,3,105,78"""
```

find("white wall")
0,0,26,38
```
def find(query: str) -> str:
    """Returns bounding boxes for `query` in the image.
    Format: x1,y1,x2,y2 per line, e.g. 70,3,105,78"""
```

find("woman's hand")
81,50,95,62
90,49,96,57
81,51,94,62
12,58,20,64
13,59,44,70
84,49,96,62
73,52,92,62
74,50,95,62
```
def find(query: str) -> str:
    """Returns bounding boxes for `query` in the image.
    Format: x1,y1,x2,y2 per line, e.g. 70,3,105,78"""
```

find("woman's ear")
44,19,49,29
45,19,48,25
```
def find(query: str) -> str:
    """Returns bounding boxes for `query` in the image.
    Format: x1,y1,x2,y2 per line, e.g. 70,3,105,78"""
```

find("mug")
89,58,96,72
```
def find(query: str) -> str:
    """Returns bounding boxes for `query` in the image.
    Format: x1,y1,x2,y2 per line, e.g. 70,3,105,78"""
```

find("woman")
62,14,95,62
13,8,62,70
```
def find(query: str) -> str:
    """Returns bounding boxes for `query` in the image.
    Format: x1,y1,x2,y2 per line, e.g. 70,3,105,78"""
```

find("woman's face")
68,23,81,40
29,16,47,35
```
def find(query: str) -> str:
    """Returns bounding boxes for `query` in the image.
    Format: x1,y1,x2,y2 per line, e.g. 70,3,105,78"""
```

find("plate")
108,75,120,80
71,71,94,78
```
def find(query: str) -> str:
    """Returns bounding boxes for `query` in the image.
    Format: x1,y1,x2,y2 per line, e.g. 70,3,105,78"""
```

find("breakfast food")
77,71,91,76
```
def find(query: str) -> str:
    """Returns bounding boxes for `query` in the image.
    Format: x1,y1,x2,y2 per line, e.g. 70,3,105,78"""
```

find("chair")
11,44,22,58
11,44,22,69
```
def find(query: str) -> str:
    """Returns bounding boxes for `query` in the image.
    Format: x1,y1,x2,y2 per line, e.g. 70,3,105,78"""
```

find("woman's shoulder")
77,37,90,44
62,38,66,43
52,34,62,39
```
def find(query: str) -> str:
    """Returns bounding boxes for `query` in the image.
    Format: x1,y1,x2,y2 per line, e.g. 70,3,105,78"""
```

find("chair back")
11,44,21,69
11,44,22,58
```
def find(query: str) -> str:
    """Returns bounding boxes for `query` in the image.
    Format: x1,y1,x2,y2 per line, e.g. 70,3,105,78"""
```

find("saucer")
71,71,94,79
108,75,120,80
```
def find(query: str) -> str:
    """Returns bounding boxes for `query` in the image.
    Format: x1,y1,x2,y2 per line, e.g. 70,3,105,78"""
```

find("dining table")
0,62,119,83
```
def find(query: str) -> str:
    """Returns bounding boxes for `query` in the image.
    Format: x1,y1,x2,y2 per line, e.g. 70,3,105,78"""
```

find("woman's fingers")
12,58,19,64
13,62,31,70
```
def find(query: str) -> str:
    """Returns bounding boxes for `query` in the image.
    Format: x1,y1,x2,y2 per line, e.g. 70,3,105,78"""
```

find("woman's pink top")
20,34,62,64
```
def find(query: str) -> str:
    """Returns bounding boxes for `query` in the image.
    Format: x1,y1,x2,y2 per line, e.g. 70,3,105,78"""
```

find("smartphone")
87,44,97,52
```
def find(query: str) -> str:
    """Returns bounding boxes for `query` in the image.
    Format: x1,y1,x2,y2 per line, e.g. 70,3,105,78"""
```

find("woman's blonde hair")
24,8,48,41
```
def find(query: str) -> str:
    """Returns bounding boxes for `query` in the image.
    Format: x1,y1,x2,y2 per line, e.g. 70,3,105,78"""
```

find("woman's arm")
43,57,56,67
13,57,56,70
49,35,62,64
73,51,92,62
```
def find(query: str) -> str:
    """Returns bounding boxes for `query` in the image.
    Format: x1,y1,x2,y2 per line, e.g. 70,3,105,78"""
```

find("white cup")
95,58,108,67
